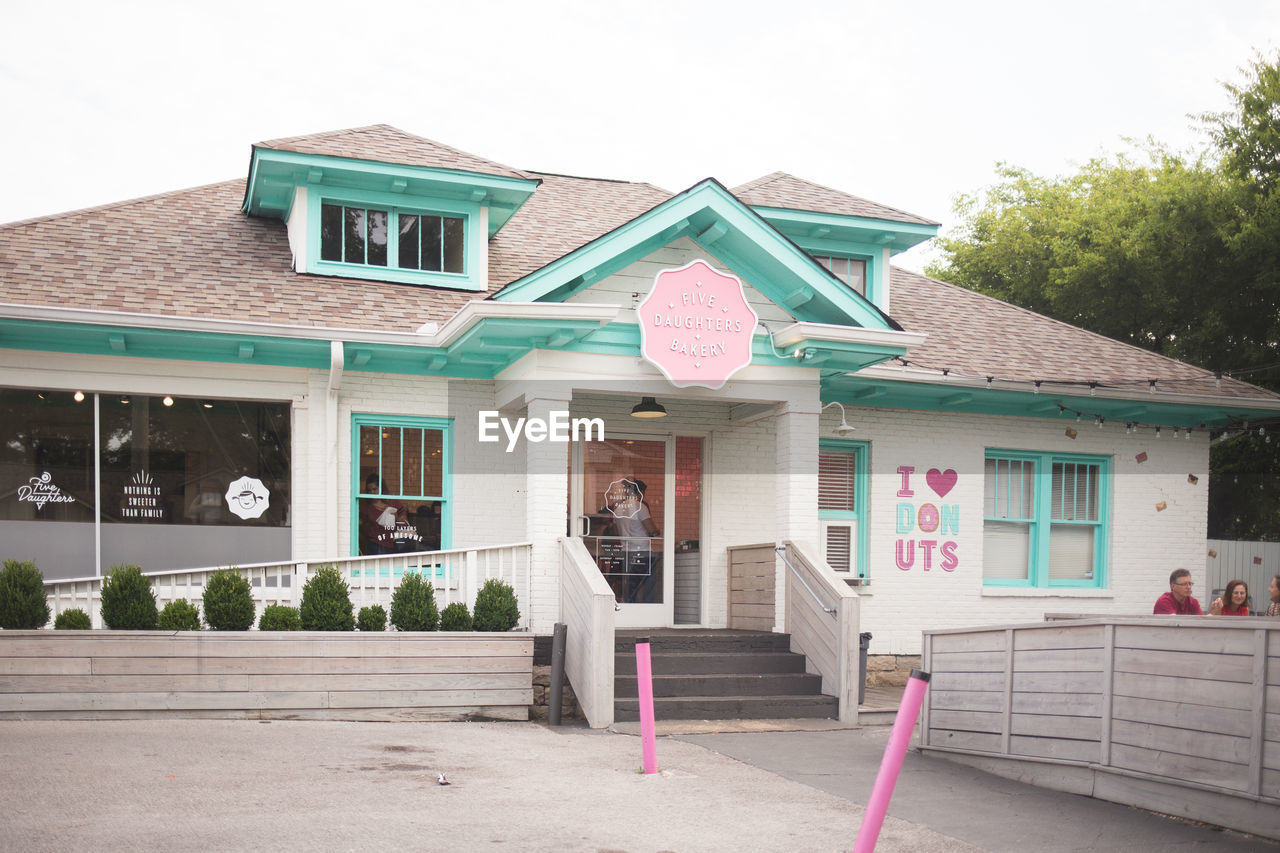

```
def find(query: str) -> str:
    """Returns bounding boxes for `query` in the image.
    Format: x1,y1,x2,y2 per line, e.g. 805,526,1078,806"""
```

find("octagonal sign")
637,259,759,389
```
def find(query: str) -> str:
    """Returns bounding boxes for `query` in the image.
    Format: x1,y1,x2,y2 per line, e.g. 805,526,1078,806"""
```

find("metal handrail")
775,545,837,616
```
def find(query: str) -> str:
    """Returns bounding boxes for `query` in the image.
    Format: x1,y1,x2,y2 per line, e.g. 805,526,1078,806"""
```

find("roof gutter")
0,301,621,350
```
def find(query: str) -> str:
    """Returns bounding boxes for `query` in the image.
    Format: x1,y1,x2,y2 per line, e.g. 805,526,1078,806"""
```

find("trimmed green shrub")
0,559,50,629
202,569,255,631
299,565,354,631
439,601,473,631
157,599,202,631
258,604,301,631
357,604,387,632
389,571,438,631
472,578,520,632
100,564,158,630
54,608,92,630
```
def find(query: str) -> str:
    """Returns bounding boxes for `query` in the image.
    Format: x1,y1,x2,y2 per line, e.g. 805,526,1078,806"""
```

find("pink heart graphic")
926,468,957,498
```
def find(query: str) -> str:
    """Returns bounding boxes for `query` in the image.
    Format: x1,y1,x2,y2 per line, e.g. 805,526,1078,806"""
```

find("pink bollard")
852,669,931,853
635,637,658,774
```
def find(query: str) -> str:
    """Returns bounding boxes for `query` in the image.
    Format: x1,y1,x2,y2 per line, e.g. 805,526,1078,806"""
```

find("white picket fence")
44,543,533,630
1206,539,1279,613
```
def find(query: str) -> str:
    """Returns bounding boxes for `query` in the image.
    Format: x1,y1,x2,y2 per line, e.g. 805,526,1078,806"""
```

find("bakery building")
3,124,1277,674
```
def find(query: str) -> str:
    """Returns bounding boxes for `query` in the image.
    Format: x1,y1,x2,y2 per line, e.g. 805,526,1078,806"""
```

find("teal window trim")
819,439,870,579
983,448,1110,589
350,413,453,555
797,238,882,309
308,187,483,290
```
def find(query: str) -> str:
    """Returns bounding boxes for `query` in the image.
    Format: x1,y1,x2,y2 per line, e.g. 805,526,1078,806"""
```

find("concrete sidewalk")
675,726,1279,852
0,718,1274,852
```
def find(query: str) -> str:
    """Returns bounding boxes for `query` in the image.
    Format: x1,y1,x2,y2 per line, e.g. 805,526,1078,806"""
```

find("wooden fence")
921,617,1280,841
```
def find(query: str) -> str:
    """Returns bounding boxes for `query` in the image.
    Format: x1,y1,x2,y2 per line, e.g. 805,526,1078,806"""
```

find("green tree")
928,51,1280,539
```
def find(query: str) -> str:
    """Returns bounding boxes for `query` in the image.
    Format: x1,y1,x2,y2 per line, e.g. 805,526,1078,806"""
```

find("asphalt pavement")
0,718,1274,852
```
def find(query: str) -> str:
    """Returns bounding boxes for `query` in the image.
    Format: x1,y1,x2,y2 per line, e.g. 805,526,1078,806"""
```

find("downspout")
327,341,344,557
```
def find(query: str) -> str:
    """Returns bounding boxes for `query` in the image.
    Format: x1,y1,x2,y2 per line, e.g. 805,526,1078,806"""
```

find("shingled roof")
886,266,1264,400
0,128,1273,408
256,124,530,181
733,172,938,226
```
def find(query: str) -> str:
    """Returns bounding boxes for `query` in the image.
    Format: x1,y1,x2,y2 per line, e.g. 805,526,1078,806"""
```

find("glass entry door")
572,436,672,627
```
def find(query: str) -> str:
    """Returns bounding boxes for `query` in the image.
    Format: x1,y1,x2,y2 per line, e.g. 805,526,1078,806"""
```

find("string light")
876,355,1273,441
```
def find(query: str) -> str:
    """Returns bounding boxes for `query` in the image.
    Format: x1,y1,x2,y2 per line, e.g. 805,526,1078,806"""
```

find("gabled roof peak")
255,124,529,181
733,171,938,227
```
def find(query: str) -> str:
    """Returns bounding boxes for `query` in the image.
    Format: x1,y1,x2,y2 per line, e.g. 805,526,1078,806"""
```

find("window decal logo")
225,476,270,520
17,472,77,511
122,470,164,520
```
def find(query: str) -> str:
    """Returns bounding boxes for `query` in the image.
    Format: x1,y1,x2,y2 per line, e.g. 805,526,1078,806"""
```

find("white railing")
779,540,860,722
559,536,616,728
44,543,533,630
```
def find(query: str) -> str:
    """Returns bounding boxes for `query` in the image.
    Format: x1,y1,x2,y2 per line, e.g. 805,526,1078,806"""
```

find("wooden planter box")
0,631,533,721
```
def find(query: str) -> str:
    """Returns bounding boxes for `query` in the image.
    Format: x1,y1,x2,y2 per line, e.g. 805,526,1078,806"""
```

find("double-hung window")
983,450,1109,588
818,440,869,579
351,415,451,562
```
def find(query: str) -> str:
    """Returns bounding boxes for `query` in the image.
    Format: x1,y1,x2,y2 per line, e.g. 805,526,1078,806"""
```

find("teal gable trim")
244,148,539,235
493,179,899,331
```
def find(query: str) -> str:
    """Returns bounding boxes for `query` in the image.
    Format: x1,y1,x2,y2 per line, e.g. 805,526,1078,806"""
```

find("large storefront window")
0,388,291,579
353,415,450,556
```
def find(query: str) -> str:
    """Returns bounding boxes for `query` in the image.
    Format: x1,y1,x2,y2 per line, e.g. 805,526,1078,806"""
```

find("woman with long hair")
1211,579,1251,616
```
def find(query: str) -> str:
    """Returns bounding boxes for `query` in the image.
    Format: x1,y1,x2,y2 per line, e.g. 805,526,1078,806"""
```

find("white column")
774,400,820,631
525,393,572,633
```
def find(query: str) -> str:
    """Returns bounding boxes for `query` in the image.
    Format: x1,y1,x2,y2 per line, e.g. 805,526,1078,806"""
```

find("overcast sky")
2,0,1277,272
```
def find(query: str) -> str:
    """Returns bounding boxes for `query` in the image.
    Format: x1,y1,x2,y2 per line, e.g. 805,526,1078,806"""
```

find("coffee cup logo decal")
224,476,270,520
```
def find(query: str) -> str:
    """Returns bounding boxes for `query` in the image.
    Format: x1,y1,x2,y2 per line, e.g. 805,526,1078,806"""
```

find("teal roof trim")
754,207,938,255
492,179,900,330
822,374,1279,429
243,149,539,235
0,315,610,380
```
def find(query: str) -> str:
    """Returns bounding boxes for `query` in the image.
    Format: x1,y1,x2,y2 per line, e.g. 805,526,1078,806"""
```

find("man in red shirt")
1153,568,1203,615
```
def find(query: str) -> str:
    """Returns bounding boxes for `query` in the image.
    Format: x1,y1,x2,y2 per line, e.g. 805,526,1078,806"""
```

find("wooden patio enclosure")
920,617,1280,841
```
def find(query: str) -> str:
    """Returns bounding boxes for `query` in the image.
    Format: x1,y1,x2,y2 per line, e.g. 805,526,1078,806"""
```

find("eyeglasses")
1173,580,1194,587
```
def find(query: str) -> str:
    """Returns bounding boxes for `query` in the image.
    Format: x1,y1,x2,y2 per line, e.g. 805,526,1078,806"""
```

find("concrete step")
614,693,839,722
614,651,807,675
615,672,824,699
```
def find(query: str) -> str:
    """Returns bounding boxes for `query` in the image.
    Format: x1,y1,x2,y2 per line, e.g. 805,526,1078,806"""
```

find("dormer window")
813,255,866,297
319,201,466,275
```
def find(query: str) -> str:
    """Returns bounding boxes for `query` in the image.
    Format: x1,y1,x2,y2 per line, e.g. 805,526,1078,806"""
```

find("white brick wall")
823,405,1211,655
3,349,1217,652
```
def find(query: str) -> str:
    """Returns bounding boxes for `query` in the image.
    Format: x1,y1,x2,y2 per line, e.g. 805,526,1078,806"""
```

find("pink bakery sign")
636,259,759,389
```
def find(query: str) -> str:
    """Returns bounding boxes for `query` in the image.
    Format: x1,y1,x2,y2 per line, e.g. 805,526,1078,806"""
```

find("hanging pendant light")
630,397,667,418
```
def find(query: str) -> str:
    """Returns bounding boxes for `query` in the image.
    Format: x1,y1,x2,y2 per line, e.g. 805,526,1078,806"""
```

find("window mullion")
1033,458,1051,586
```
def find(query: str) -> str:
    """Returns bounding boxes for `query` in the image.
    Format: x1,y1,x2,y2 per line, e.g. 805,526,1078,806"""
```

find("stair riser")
615,674,823,698
614,635,792,654
614,653,807,675
614,696,838,722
